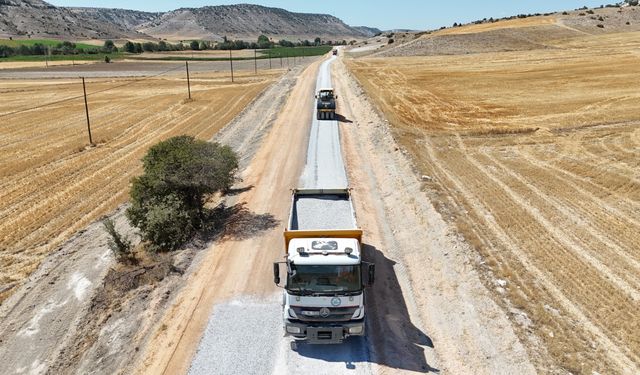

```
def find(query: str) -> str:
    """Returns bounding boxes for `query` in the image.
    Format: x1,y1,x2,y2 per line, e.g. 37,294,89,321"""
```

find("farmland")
0,64,281,302
348,29,640,373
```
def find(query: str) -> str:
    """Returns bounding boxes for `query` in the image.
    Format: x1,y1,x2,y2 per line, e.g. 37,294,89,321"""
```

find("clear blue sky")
48,0,613,30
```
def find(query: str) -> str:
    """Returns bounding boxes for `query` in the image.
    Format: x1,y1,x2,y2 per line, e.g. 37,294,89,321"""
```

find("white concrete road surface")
188,56,372,374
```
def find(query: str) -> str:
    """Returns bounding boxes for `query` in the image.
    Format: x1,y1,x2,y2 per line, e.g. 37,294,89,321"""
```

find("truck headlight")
286,326,302,334
349,325,363,335
352,307,363,319
288,308,298,319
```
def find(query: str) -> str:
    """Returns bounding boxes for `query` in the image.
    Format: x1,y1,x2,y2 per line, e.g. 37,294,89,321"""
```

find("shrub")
104,55,111,63
103,218,134,263
127,136,238,251
388,38,394,44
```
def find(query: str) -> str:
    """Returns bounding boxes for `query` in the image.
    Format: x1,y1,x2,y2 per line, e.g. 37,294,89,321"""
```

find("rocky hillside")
0,1,378,41
137,4,378,41
68,7,161,31
0,0,144,39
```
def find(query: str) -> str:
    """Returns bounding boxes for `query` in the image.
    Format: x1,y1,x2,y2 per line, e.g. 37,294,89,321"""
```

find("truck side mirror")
273,262,280,285
315,94,318,99
367,264,375,286
335,95,338,99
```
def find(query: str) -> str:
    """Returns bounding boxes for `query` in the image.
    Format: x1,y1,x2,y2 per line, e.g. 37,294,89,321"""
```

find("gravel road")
300,56,348,189
187,54,373,375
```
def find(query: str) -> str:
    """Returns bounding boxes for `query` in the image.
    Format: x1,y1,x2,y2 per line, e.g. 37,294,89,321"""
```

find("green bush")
126,136,238,251
103,218,134,263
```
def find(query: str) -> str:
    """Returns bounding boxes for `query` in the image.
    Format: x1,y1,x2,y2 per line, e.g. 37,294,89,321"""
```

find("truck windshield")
287,265,361,295
319,91,333,99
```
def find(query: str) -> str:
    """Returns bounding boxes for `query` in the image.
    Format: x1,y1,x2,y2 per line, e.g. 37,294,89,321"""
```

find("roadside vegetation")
125,136,238,252
1,34,341,62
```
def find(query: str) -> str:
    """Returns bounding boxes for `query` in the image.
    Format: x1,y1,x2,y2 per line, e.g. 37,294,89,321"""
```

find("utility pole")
229,49,234,83
254,49,257,75
268,49,272,69
81,77,93,145
185,61,191,99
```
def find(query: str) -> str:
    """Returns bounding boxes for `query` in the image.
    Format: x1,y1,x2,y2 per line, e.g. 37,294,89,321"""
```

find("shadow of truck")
295,243,439,373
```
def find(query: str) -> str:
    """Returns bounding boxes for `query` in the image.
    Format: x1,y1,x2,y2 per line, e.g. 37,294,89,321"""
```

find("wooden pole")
229,49,234,83
254,49,257,75
82,77,93,145
185,61,191,99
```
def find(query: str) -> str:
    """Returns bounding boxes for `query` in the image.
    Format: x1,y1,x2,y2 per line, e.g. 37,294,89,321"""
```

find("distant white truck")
273,188,375,345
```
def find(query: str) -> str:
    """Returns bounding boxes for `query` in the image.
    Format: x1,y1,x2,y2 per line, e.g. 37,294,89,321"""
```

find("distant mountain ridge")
0,1,380,41
0,0,145,39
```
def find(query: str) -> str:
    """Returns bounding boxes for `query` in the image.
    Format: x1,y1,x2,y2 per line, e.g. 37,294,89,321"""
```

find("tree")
103,39,115,52
126,136,238,251
142,42,157,52
257,34,271,49
314,37,322,46
123,41,136,53
190,40,200,50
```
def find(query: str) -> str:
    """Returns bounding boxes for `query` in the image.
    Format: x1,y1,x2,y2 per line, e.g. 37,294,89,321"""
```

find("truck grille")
292,306,358,322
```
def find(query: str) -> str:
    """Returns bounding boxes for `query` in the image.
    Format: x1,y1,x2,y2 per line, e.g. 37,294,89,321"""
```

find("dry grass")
0,68,281,303
435,16,557,35
348,27,640,374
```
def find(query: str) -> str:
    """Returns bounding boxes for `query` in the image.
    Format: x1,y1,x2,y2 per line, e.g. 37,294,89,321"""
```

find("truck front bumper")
284,319,364,344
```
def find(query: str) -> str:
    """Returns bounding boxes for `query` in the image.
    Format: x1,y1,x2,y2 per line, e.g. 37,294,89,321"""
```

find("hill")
367,4,640,57
0,1,378,42
137,4,379,41
0,0,145,40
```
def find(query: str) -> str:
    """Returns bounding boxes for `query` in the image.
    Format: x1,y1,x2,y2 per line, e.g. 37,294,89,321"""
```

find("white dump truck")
273,188,375,345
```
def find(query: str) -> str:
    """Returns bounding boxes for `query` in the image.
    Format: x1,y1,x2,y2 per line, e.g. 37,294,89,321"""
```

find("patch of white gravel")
188,295,282,375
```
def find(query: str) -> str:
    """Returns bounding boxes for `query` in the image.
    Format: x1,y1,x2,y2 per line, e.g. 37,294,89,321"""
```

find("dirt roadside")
133,57,323,375
332,58,536,374
0,59,318,375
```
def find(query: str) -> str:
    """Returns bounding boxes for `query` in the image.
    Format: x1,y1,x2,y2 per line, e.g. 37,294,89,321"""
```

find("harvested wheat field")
0,66,280,302
348,29,640,374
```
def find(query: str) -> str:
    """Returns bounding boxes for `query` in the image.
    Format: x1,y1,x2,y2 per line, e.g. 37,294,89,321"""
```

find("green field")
129,46,334,62
0,38,99,50
260,46,333,58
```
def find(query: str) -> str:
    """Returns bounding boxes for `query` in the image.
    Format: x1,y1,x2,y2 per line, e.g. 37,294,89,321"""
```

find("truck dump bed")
285,189,361,250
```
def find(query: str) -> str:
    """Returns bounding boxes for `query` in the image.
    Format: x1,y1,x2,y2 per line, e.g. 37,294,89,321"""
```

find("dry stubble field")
348,29,640,374
0,67,280,302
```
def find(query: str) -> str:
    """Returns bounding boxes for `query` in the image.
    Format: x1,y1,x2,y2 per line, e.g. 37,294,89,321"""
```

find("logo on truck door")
331,297,341,307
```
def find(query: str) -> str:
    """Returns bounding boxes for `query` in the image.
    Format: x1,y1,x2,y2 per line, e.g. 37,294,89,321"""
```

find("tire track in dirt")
477,149,640,287
454,136,640,303
421,136,640,373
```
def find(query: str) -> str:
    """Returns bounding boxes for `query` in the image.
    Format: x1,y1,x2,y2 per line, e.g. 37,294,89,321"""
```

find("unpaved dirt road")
137,52,535,374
